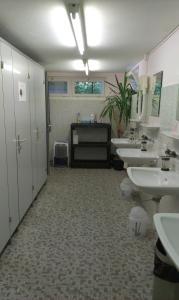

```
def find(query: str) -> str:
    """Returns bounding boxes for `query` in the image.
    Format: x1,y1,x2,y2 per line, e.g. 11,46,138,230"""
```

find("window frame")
48,77,70,97
72,78,105,97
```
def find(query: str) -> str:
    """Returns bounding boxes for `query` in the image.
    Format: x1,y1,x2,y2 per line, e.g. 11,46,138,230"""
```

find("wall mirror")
151,71,163,117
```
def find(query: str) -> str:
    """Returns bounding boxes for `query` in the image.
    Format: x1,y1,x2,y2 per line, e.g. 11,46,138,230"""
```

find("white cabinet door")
12,50,33,220
0,49,10,251
34,65,47,191
0,42,19,234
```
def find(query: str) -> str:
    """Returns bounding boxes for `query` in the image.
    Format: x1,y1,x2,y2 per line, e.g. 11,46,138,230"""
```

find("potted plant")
100,73,136,137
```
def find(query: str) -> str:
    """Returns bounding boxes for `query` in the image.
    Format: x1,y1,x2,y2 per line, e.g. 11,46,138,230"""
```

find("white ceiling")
0,0,179,72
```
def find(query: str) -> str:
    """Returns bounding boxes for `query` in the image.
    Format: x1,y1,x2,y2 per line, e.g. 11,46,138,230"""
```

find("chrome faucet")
141,135,154,143
165,148,177,158
160,148,177,171
140,135,154,151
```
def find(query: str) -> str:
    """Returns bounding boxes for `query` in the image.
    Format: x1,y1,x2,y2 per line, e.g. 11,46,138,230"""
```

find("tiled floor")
0,168,154,300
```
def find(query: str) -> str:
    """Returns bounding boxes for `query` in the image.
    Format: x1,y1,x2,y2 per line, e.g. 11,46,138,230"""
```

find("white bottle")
73,130,78,144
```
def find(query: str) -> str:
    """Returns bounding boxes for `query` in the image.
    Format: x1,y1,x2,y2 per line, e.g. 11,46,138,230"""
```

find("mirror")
151,71,163,117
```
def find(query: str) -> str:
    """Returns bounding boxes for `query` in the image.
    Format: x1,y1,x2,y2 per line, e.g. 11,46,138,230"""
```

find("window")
74,80,103,95
48,80,68,95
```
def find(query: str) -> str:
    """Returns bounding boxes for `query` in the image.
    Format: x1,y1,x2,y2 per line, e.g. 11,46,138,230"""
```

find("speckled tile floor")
0,168,154,300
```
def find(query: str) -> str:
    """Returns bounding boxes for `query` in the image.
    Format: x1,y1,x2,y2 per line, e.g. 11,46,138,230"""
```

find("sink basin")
127,167,179,196
154,213,179,270
116,148,159,165
111,138,140,148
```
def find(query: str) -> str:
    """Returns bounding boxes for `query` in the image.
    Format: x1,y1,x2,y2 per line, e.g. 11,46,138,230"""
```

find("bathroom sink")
116,148,159,165
127,167,179,196
154,213,179,270
111,138,140,148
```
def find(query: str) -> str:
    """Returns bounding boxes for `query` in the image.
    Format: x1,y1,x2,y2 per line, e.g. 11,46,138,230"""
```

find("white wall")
48,71,123,158
130,27,179,215
134,27,179,87
132,27,179,128
147,28,179,87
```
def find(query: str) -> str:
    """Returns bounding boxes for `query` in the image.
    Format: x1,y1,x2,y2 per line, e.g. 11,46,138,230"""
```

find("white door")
34,65,47,191
0,48,10,251
0,41,19,234
12,50,33,220
29,63,47,197
29,62,38,199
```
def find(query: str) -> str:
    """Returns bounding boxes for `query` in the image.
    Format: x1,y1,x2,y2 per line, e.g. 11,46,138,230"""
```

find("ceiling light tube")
69,4,85,55
83,59,89,76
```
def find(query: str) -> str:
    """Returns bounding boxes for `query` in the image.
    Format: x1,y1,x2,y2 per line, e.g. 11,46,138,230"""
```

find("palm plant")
100,73,136,136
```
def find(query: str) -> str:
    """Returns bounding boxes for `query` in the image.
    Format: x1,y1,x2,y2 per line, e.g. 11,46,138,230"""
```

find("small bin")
153,238,179,300
120,177,138,200
53,141,69,167
129,206,149,237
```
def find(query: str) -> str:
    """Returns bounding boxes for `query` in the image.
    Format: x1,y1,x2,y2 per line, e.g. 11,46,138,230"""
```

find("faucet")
141,134,154,143
160,148,177,171
129,127,136,142
165,148,177,158
140,134,154,151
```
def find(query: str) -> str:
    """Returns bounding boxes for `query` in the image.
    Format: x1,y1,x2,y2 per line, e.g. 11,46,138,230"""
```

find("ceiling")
0,0,179,72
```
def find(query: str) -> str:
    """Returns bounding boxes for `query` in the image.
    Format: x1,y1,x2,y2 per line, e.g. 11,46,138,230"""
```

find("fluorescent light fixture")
69,4,85,55
50,7,75,47
88,59,100,71
83,60,89,76
73,59,89,76
84,7,103,47
73,59,84,71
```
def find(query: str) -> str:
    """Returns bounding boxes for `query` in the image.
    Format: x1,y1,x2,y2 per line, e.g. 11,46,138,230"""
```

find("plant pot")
117,127,124,137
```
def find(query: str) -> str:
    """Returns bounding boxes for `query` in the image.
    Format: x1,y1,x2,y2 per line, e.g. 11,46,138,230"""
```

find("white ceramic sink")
127,167,179,196
154,213,179,270
111,138,140,148
116,148,159,165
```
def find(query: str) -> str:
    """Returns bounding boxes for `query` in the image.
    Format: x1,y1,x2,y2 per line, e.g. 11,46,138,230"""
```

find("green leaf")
101,73,134,128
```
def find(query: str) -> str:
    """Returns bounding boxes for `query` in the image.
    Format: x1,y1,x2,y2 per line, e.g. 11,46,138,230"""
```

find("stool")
53,141,69,167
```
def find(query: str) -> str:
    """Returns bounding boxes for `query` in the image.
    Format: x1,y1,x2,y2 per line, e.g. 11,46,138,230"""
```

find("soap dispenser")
141,140,147,151
140,135,148,151
161,156,170,171
129,128,135,142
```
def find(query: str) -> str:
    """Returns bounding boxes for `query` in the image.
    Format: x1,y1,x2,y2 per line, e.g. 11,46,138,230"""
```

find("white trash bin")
119,177,138,201
129,206,150,237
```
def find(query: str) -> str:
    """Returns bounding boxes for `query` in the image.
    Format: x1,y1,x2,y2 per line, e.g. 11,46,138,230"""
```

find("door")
34,65,47,191
45,72,51,173
0,46,10,251
0,41,19,234
29,63,47,197
12,50,33,220
29,62,38,199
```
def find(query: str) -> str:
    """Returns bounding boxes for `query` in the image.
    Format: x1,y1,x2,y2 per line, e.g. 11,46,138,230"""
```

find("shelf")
140,123,160,129
130,119,141,123
71,123,111,129
71,160,110,168
71,122,111,169
72,142,109,147
162,131,179,140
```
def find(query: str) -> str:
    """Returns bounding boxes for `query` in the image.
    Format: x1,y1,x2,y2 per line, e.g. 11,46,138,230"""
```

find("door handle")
36,127,39,141
18,138,27,143
48,124,52,132
13,135,27,154
34,128,39,140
